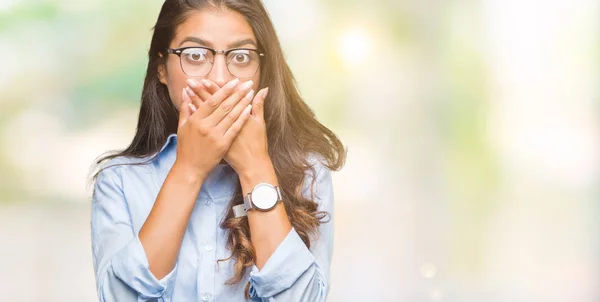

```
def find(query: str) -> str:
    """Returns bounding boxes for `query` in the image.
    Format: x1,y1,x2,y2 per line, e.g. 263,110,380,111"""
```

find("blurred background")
0,0,598,301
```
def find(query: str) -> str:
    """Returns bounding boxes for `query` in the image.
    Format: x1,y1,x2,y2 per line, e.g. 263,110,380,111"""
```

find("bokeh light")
338,28,371,66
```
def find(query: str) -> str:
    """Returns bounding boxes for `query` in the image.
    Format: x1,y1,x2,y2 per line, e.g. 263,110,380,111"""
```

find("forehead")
173,8,256,47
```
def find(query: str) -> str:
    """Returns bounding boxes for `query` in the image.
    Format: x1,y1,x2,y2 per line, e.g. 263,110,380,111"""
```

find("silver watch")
233,182,282,218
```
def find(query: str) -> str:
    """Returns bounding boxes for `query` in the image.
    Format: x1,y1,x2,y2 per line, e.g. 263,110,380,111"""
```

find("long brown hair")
95,0,346,297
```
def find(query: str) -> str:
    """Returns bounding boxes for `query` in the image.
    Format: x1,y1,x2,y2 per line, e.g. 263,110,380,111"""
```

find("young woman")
91,0,345,301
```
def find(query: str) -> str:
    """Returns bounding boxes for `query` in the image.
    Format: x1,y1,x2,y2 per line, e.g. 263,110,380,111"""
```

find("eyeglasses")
166,46,264,78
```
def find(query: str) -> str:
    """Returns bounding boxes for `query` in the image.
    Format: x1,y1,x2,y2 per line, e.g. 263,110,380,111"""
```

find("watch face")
252,183,278,210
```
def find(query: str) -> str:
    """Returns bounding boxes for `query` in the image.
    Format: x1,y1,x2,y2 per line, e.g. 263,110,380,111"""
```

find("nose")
206,54,235,88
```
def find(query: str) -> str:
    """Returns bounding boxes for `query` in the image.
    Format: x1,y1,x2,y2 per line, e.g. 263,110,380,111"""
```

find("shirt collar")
157,133,178,156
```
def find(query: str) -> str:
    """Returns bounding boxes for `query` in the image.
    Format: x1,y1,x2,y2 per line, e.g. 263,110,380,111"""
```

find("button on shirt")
90,134,335,302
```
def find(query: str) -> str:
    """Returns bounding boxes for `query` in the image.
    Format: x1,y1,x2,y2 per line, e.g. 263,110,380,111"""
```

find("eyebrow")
179,37,258,49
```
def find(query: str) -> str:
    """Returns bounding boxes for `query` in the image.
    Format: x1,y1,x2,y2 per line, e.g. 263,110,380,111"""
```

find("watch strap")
243,192,253,211
232,204,247,217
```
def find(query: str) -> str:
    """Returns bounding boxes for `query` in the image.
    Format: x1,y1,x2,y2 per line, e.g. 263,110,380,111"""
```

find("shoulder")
300,152,333,200
91,155,159,207
94,155,154,185
306,152,327,169
305,152,331,182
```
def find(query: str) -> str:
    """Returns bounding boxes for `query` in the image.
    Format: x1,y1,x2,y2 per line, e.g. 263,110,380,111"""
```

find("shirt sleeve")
91,165,178,302
248,158,335,301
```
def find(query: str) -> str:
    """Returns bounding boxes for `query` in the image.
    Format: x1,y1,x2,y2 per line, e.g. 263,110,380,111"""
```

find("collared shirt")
90,134,335,302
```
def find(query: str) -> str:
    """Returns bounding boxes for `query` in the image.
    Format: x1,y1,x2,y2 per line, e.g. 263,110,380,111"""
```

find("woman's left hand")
223,86,271,176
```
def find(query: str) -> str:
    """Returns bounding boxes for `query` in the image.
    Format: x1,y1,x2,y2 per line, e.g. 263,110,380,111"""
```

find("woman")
91,0,345,301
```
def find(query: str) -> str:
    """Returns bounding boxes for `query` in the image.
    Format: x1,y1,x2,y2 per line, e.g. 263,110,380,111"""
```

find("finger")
200,79,219,95
252,87,269,119
186,79,212,102
184,85,203,110
178,88,192,127
192,78,240,119
205,79,254,126
216,88,254,134
223,104,252,143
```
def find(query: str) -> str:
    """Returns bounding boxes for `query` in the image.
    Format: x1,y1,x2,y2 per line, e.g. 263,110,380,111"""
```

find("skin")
141,7,292,280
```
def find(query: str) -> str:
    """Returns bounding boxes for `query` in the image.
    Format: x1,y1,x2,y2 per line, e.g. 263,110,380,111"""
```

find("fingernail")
246,104,252,113
187,79,199,88
262,87,269,98
201,79,211,88
188,103,197,112
185,86,195,97
227,78,240,89
182,88,190,102
245,89,255,100
239,80,254,91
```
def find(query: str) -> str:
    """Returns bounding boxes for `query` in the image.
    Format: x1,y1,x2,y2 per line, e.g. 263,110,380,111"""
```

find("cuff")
111,235,178,299
248,227,316,298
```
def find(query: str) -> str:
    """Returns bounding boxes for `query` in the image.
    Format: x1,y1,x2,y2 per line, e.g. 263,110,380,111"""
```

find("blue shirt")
90,134,335,302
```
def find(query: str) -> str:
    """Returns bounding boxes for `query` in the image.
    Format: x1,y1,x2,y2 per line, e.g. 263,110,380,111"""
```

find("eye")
182,48,210,63
229,51,251,64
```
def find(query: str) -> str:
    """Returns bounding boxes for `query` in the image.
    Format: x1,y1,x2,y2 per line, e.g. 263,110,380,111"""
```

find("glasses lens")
180,48,213,76
227,49,261,78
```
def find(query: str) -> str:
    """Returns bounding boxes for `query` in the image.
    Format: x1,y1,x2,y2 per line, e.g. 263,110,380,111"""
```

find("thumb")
252,87,269,119
179,88,192,127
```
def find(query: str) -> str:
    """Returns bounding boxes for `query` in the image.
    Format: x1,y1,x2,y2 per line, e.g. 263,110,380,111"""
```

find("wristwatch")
233,182,283,218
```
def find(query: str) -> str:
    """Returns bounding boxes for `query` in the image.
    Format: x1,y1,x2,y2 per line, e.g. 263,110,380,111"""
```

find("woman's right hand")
174,77,255,180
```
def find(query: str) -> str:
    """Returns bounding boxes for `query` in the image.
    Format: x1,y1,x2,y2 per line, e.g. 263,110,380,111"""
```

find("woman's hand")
174,78,255,180
223,87,271,177
184,79,271,177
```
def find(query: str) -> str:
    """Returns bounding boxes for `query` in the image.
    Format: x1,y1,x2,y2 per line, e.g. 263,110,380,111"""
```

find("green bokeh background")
0,0,598,301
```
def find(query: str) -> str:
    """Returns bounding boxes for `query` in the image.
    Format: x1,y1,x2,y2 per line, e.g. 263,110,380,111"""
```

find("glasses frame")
166,46,265,78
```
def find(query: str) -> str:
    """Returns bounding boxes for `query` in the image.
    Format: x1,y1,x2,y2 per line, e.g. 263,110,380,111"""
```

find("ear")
157,53,167,85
